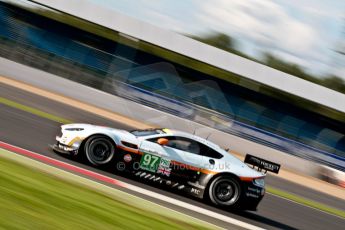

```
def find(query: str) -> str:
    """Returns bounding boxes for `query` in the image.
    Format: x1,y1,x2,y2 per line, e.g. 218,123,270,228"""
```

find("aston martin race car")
52,124,280,210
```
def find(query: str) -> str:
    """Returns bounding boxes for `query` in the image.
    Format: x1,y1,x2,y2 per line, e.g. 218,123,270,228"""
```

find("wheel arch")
79,133,118,155
204,172,242,199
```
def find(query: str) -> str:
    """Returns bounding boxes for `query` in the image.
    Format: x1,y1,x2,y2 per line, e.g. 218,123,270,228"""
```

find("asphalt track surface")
1,83,345,229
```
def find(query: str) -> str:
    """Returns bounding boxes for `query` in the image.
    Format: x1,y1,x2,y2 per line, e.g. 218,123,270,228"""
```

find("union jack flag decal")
157,166,172,176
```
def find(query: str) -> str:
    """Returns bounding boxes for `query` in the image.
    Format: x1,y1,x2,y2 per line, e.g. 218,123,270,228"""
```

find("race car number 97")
140,152,161,172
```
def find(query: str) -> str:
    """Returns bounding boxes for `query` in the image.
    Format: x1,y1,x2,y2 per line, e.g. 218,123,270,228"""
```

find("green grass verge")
0,97,72,124
0,150,214,230
267,186,345,219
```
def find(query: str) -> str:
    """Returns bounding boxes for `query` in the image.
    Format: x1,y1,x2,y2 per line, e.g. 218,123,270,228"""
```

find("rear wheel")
84,135,115,166
208,176,241,207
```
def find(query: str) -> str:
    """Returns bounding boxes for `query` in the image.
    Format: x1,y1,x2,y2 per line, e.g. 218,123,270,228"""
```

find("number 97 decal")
140,152,161,172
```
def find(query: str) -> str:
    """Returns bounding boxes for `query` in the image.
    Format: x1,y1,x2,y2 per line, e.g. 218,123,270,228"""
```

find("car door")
144,136,203,168
138,136,187,177
139,136,203,178
161,136,204,181
165,136,203,167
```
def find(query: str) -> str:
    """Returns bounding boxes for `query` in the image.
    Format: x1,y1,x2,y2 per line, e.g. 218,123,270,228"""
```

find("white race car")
52,124,280,210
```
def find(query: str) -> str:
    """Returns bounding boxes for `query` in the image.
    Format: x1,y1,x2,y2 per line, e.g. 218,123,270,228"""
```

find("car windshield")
130,129,166,137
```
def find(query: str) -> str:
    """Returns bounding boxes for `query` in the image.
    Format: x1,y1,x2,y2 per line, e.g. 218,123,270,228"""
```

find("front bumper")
51,143,78,155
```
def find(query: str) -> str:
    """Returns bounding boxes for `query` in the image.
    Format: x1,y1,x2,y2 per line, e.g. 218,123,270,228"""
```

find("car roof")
144,128,222,151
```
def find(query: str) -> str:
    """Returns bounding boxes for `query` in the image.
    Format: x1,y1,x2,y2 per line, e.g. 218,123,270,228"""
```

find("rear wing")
244,154,280,174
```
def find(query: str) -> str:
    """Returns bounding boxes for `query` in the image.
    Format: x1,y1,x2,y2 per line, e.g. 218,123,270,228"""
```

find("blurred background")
93,0,345,92
1,0,344,177
1,0,345,229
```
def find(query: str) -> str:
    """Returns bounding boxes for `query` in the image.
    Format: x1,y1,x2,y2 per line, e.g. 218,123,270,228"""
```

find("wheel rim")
86,138,114,165
212,179,239,205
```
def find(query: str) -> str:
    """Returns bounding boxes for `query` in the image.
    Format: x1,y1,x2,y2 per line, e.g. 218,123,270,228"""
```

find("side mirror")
157,138,169,146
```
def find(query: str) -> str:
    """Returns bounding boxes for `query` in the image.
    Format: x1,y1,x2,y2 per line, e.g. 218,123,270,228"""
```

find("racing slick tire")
84,135,115,166
208,175,241,208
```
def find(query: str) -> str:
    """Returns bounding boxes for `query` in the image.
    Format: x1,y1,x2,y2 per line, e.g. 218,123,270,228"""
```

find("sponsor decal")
140,148,159,155
139,152,172,176
157,158,172,176
123,154,132,163
246,187,263,198
159,158,171,168
247,187,264,196
244,154,280,173
191,188,200,195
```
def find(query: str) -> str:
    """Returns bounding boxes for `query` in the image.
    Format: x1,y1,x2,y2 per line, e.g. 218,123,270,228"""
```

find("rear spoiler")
244,154,280,174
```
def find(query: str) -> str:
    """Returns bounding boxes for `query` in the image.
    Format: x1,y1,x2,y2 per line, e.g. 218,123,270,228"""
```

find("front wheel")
84,135,115,166
208,176,241,207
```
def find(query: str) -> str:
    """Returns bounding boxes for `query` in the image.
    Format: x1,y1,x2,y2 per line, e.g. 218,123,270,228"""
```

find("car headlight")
253,178,265,188
65,128,84,131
